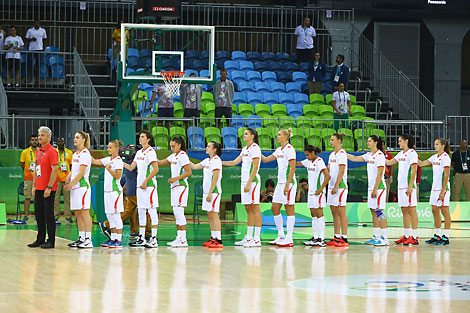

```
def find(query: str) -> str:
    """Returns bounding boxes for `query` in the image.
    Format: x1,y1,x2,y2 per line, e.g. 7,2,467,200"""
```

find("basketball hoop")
161,71,186,98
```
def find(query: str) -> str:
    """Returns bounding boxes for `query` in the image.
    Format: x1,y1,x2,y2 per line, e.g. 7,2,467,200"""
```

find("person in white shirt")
25,20,47,85
347,135,389,246
222,128,263,247
331,83,351,130
0,23,5,77
261,128,297,247
419,138,452,246
294,17,316,64
4,25,24,88
296,145,330,247
64,131,93,249
158,136,192,247
386,134,419,246
91,140,125,249
123,130,160,248
191,141,224,248
326,133,349,247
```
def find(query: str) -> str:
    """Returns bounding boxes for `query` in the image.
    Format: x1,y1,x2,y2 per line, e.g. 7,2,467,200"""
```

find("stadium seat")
287,105,303,118
255,82,270,93
270,82,285,93
281,116,296,130
263,93,278,106
173,102,184,118
271,103,287,117
199,69,210,77
351,105,366,118
262,71,277,84
275,52,290,62
233,92,247,105
184,69,199,77
284,62,299,72
247,51,262,62
262,52,276,62
127,56,145,70
192,60,207,71
51,65,65,79
303,104,320,117
354,129,367,151
49,56,64,66
299,62,310,73
128,48,139,57
216,50,231,60
290,134,305,150
290,52,297,62
268,62,283,72
170,126,187,141
247,92,263,106
200,114,216,129
279,93,294,105
202,92,214,103
204,127,221,144
325,94,333,105
239,61,254,71
232,103,238,116
224,60,239,71
255,103,271,116
238,127,249,148
254,61,269,72
307,134,323,149
319,104,334,118
45,46,59,53
294,93,309,105
369,128,387,144
204,102,215,116
239,81,255,93
232,51,246,61
215,59,226,70
231,70,247,82
246,71,262,83
286,82,301,93
256,127,273,150
200,50,209,59
221,127,238,149
247,115,263,129
187,126,205,149
296,116,311,132
350,94,357,105
238,103,255,117
232,115,247,130
309,93,325,105
185,50,200,60
292,71,307,84
322,129,336,151
277,72,291,84
153,126,169,150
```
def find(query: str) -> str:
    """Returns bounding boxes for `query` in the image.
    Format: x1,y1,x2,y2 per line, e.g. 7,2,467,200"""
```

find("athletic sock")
274,214,285,237
286,216,295,239
411,229,418,238
404,228,410,238
180,230,187,241
111,233,116,241
318,217,325,240
211,230,216,239
435,228,441,236
381,228,388,240
214,231,222,240
117,233,122,241
151,227,157,238
443,229,450,238
254,227,261,241
373,227,380,239
85,232,91,239
334,233,340,239
341,235,348,243
79,231,85,240
139,227,146,237
312,217,318,239
247,226,254,240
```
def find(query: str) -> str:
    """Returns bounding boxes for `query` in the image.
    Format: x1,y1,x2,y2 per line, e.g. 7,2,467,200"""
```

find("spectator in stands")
330,54,350,91
112,19,129,60
296,178,309,203
25,20,47,86
4,25,24,89
54,137,73,224
20,134,38,222
260,179,275,203
0,23,5,77
451,139,470,201
181,73,202,127
213,68,234,127
294,17,316,65
149,83,173,128
307,51,328,94
384,143,394,202
331,82,351,130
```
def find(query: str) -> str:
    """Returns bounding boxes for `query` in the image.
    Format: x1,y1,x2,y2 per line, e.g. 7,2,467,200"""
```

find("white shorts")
398,188,417,207
368,189,386,210
273,182,297,206
241,182,260,205
137,186,159,209
327,188,348,207
171,185,188,208
202,193,221,213
71,187,91,210
430,189,450,207
308,193,326,209
104,191,124,214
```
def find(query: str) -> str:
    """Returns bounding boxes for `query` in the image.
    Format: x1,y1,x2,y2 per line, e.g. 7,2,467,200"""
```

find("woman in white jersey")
222,128,262,247
296,145,330,247
123,130,159,248
326,133,349,247
261,128,297,247
347,135,389,246
64,131,93,249
91,140,124,248
419,138,452,245
386,134,419,246
158,136,192,248
191,141,224,248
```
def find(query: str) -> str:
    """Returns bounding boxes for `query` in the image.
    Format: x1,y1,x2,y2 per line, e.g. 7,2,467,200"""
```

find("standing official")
54,137,73,224
20,134,38,222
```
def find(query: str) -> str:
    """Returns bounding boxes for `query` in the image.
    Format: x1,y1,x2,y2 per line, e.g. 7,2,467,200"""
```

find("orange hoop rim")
161,71,186,81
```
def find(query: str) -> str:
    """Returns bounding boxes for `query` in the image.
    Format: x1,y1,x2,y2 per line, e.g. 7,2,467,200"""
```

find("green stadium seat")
290,135,305,150
204,127,221,144
169,126,187,141
319,104,334,118
325,94,332,105
202,92,214,104
307,135,323,149
153,126,169,150
351,105,366,118
309,93,324,105
363,117,376,130
280,116,296,130
148,113,158,132
255,103,271,117
199,114,216,129
174,102,184,118
296,116,311,133
238,103,254,117
256,127,273,150
354,129,367,151
303,104,320,117
368,128,387,145
350,94,357,105
232,103,238,115
204,102,216,115
271,103,287,117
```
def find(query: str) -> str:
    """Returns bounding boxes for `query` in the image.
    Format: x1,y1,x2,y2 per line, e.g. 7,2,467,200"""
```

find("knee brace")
173,207,186,226
148,208,158,226
138,208,147,226
374,209,386,221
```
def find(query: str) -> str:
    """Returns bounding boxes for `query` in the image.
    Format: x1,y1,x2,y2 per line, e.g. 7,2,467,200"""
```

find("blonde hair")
280,128,294,139
111,139,124,148
77,131,90,149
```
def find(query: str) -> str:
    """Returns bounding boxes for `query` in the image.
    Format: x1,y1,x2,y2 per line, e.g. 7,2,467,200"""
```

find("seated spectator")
260,179,275,203
25,20,47,86
307,52,328,94
112,18,129,60
180,73,202,127
330,54,350,92
213,68,234,127
331,83,351,130
4,25,24,89
296,178,308,203
149,83,174,127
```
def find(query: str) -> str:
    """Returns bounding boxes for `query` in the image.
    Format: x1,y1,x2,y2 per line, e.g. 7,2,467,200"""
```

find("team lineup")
52,127,451,249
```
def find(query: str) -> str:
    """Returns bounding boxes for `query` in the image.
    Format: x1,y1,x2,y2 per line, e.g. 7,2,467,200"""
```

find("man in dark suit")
307,52,328,94
330,54,350,91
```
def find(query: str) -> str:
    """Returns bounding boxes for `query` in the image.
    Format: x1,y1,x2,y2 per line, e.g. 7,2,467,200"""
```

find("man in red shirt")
28,126,58,249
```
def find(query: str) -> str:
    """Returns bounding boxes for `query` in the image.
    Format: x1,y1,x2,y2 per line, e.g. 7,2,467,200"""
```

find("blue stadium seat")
291,52,297,62
51,65,65,79
286,82,302,93
294,93,309,105
128,48,139,57
262,71,277,84
45,46,59,53
141,49,153,58
215,59,225,70
276,52,290,62
247,51,261,62
224,60,239,71
284,62,298,72
201,50,209,59
186,50,201,60
277,72,291,84
247,115,263,129
300,62,310,73
221,127,238,150
268,62,283,72
246,71,262,83
287,105,303,119
192,60,207,71
270,82,285,93
262,52,276,62
216,51,231,60
292,71,307,84
39,64,48,79
239,81,255,93
144,57,152,68
254,61,269,72
232,115,247,130
263,93,279,105
247,92,263,106
279,93,294,105
199,70,210,77
232,51,246,61
239,60,254,71
187,127,205,150
231,70,247,82
255,82,270,93
126,68,135,75
184,69,199,77
127,56,145,70
233,92,247,105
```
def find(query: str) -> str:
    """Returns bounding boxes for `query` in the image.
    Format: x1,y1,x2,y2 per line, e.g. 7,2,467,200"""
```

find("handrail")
375,99,382,120
364,87,372,112
0,80,8,148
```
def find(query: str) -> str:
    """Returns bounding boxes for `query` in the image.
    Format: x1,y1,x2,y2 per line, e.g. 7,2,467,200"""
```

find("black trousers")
296,48,314,64
35,190,56,244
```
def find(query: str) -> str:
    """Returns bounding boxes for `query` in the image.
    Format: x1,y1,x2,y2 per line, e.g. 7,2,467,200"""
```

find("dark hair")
437,138,450,154
30,134,38,139
220,68,227,73
265,179,275,188
189,73,196,77
9,25,15,29
171,136,187,152
140,130,153,145
369,135,384,153
209,141,222,157
299,178,308,184
332,133,345,142
399,134,414,149
304,144,321,154
245,128,259,145
337,54,345,61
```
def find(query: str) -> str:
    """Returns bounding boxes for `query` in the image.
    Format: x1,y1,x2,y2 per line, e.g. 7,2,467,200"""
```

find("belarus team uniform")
134,146,158,209
428,152,451,206
362,151,387,209
167,151,190,208
70,148,92,210
240,143,261,205
394,149,418,207
200,155,223,212
327,149,348,206
101,156,124,213
273,144,297,205
301,157,327,209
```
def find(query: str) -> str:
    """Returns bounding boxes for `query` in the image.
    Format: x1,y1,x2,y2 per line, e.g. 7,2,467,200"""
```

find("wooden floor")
0,221,469,313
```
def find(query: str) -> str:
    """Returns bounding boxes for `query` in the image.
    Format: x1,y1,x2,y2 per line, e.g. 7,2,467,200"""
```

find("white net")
162,71,186,98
